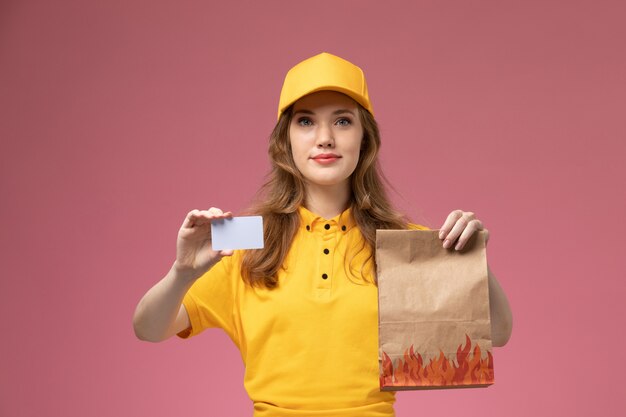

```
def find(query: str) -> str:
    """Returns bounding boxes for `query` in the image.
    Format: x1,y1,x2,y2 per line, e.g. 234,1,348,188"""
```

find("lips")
312,153,341,163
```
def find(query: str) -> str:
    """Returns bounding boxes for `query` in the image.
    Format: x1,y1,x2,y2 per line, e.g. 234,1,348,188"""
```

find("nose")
315,123,335,148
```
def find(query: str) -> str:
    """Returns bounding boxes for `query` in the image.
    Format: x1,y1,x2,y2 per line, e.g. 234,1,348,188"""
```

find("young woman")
133,52,513,417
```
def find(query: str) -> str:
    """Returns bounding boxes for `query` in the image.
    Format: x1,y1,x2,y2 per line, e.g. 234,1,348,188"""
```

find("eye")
297,117,313,127
335,117,352,127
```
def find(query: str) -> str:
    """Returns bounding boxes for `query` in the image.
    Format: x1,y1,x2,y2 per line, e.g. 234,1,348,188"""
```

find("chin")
305,176,350,187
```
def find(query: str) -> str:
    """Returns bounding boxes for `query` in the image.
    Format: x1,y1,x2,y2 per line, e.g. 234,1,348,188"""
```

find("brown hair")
241,102,409,289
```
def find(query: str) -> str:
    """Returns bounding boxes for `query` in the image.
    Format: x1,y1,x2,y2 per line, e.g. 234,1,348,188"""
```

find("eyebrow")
293,109,356,116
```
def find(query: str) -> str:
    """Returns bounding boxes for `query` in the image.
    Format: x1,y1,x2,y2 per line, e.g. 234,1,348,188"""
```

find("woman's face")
289,91,364,188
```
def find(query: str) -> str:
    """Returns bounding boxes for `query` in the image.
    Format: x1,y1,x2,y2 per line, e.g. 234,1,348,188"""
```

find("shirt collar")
298,205,356,233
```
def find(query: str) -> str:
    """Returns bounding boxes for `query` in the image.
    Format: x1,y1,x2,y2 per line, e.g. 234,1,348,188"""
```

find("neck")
303,181,351,219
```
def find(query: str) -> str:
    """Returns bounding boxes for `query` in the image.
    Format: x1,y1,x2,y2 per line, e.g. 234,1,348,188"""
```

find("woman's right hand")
174,207,234,280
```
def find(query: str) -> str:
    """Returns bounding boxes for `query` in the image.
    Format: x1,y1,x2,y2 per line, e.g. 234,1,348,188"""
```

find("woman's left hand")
438,209,490,251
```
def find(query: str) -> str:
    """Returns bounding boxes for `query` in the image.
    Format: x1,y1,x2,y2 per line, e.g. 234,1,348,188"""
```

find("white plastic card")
211,216,264,250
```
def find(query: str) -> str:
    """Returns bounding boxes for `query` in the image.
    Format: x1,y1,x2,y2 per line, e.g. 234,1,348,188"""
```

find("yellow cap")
277,52,374,120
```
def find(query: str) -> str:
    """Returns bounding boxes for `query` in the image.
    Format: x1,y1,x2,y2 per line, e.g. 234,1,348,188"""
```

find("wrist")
171,261,202,284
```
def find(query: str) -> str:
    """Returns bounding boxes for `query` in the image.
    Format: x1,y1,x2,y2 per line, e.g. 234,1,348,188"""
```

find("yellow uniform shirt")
179,206,429,416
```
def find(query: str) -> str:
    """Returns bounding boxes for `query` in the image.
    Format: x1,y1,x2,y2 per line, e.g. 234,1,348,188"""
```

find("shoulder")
407,223,431,230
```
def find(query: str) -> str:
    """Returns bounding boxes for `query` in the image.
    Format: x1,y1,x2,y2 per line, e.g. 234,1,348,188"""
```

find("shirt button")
323,248,329,255
324,224,330,230
322,273,328,279
306,225,310,231
341,225,346,231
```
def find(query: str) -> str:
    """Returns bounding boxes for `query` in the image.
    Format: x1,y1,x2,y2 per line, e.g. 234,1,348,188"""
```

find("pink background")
1,1,624,416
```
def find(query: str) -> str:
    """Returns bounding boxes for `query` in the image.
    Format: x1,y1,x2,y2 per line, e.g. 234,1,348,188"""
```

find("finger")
207,207,224,216
442,218,467,249
438,210,463,240
442,214,477,249
188,212,214,227
219,249,234,257
452,219,483,251
209,209,235,221
189,207,223,223
182,209,201,228
189,208,232,226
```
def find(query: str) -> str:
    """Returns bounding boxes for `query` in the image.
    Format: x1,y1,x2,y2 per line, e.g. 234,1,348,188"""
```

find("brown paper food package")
376,229,494,390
